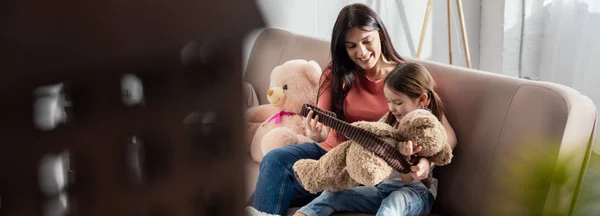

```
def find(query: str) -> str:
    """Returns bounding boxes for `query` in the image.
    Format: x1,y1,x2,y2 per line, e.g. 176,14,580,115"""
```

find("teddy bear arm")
293,142,355,193
296,134,315,144
245,104,280,123
427,144,454,166
346,142,395,186
324,171,360,192
245,122,261,143
261,127,301,156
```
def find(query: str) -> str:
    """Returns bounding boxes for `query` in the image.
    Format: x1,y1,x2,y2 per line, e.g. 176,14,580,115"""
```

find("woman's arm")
305,69,333,143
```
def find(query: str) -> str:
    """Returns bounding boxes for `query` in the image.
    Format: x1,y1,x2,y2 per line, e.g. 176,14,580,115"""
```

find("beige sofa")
243,28,598,216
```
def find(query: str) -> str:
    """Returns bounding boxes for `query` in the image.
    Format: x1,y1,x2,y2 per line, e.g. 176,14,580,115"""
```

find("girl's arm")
442,114,457,150
430,114,457,166
410,114,457,179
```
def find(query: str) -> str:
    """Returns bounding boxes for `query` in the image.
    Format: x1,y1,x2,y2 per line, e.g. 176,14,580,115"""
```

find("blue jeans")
297,182,434,216
248,142,327,215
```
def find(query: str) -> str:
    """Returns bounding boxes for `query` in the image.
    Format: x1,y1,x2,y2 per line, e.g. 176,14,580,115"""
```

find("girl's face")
344,27,382,70
383,85,426,121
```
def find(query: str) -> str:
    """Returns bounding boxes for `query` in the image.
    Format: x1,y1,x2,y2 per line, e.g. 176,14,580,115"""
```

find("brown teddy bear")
245,59,323,163
292,109,452,194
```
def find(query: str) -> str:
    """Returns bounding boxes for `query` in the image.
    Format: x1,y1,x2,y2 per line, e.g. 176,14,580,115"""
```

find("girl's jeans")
297,182,434,216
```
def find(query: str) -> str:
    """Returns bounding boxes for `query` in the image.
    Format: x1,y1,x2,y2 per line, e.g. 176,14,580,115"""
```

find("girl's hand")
398,140,422,157
410,157,431,181
304,108,330,142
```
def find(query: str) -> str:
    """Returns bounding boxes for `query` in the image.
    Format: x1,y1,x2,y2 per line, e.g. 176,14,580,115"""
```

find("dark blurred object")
0,0,264,215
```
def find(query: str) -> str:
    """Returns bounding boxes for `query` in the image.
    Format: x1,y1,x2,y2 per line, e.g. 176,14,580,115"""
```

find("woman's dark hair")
383,62,445,125
317,3,405,121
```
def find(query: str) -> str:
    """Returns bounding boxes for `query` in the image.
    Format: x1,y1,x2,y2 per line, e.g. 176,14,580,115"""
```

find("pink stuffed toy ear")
304,60,322,88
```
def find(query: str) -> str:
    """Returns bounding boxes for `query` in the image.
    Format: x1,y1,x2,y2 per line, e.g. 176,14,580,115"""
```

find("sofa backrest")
244,28,598,216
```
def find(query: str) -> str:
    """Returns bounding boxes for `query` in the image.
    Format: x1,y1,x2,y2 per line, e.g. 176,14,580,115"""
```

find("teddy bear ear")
304,60,323,87
401,111,437,128
269,64,282,80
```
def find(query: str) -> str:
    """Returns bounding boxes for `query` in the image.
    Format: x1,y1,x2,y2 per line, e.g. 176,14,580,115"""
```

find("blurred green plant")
487,137,599,216
572,147,600,216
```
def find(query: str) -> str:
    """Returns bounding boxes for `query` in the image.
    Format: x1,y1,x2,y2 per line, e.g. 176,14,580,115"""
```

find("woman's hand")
409,157,431,181
304,108,330,142
398,140,421,157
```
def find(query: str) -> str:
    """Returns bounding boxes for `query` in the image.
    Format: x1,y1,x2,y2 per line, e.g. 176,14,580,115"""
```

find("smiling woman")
343,28,382,73
325,4,405,123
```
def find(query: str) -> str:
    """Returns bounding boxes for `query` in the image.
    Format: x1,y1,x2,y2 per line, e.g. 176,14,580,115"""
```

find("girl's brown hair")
383,62,445,125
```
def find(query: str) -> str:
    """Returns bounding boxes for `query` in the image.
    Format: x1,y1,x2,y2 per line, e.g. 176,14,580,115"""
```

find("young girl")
293,62,457,216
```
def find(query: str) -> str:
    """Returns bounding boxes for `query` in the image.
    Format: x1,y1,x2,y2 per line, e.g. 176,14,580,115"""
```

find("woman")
246,3,438,215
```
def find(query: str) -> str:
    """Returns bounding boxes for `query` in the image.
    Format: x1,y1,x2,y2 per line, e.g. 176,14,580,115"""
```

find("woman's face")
344,27,382,70
383,85,423,121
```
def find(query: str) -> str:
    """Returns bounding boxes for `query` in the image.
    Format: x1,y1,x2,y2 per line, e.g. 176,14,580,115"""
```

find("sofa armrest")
243,81,260,110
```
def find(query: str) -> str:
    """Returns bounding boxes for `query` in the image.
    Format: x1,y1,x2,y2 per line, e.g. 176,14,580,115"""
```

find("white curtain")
514,0,600,151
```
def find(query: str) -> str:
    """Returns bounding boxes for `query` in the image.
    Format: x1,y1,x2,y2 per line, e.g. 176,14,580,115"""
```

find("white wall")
243,0,481,72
